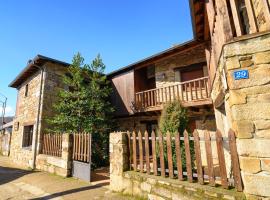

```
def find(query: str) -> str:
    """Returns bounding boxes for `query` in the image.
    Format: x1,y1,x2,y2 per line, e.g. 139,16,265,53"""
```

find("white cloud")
0,105,15,116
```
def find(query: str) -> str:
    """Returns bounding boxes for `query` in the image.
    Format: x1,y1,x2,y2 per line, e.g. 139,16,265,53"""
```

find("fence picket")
151,131,158,176
158,131,166,177
204,131,215,186
229,129,243,192
166,131,174,179
145,131,150,174
184,131,193,182
138,131,144,173
193,130,204,185
132,131,137,171
127,131,132,170
216,130,228,189
175,132,183,180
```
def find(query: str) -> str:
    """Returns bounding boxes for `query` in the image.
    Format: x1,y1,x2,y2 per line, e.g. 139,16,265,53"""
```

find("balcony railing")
134,77,211,111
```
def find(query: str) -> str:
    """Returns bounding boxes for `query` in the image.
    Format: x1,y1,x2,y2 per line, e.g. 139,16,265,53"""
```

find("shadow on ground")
0,165,34,185
91,167,110,182
29,182,109,200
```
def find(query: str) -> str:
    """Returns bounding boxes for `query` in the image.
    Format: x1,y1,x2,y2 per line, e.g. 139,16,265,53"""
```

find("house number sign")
233,69,249,80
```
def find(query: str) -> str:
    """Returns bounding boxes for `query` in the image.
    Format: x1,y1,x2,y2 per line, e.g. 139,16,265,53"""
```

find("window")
25,84,29,97
22,125,34,148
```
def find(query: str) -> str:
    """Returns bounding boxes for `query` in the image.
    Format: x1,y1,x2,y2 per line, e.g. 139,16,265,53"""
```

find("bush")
158,101,194,172
159,101,188,135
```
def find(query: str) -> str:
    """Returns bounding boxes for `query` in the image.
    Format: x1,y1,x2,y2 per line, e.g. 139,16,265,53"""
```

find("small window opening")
22,125,34,148
25,84,29,97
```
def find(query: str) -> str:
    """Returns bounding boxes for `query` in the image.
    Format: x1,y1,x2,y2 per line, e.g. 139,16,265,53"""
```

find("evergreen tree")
49,53,114,168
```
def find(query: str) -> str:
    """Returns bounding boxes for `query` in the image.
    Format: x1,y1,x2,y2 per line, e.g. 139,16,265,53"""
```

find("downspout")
32,64,45,169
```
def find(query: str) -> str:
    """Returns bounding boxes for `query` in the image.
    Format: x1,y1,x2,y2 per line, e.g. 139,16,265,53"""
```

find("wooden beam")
262,0,270,30
205,0,216,36
230,0,244,36
215,0,234,42
244,0,258,33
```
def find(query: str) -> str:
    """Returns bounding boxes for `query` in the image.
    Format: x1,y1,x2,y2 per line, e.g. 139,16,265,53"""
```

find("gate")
72,133,92,182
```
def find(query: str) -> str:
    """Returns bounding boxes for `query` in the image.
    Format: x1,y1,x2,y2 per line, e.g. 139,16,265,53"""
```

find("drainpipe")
32,64,45,169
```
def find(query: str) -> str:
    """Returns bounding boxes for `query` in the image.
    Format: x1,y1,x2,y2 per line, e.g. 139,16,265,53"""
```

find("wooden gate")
72,133,92,182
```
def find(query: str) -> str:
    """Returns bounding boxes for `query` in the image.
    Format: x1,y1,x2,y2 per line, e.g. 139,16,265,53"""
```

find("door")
72,133,92,182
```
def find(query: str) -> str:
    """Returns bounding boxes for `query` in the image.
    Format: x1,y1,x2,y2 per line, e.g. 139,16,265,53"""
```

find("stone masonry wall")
211,33,270,199
155,43,207,89
10,71,43,167
109,132,245,200
10,62,68,168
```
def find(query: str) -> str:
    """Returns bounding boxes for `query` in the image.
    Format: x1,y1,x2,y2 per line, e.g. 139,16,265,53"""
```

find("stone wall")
155,43,207,88
10,62,68,168
10,71,43,167
211,33,270,199
109,132,245,200
36,134,72,177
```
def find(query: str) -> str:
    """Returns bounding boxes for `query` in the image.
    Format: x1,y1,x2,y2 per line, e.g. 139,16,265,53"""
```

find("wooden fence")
127,129,243,192
42,134,62,157
72,133,91,163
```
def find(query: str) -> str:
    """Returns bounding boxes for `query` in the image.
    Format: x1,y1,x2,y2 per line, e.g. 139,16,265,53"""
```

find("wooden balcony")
134,77,212,112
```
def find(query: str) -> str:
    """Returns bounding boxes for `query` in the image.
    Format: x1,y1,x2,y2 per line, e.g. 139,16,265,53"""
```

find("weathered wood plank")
145,131,150,174
166,132,174,179
151,131,158,176
229,0,244,36
127,131,132,170
206,0,216,35
132,131,137,171
158,131,166,177
244,0,258,33
184,131,193,182
262,0,270,30
204,131,215,186
193,130,204,185
175,132,183,181
215,0,233,41
138,131,144,173
216,130,229,189
229,129,243,192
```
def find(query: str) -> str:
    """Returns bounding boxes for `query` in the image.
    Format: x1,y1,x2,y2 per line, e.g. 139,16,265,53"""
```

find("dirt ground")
0,155,136,200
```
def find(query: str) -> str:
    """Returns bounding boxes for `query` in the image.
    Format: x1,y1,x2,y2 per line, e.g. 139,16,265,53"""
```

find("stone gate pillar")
109,132,129,192
212,33,270,199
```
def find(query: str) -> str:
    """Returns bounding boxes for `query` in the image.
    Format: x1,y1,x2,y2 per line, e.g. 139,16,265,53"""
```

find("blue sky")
0,0,194,116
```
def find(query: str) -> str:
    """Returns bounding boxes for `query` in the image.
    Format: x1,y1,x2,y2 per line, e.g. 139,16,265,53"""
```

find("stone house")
189,0,270,199
9,55,69,168
109,0,270,199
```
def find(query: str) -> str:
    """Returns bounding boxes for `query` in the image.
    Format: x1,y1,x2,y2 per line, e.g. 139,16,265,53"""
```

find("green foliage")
159,101,188,135
158,101,194,172
48,52,114,168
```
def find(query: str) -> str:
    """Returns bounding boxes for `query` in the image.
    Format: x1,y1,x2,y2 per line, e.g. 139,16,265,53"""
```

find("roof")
0,117,14,128
189,0,207,41
1,121,13,130
9,55,70,88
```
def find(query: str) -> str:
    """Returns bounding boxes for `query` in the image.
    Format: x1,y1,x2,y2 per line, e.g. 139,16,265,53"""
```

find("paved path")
0,156,134,200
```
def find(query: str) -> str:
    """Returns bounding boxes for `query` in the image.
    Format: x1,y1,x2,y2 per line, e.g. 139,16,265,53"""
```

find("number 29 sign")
233,70,249,80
